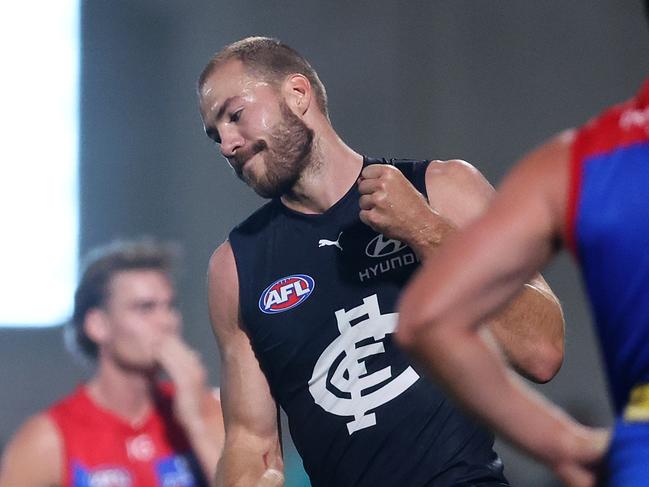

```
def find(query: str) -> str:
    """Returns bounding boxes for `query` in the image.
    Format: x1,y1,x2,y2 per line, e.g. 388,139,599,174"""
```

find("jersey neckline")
76,383,162,433
274,155,371,221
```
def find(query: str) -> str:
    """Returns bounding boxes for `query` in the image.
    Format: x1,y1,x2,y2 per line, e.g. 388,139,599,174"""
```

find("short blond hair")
198,36,328,117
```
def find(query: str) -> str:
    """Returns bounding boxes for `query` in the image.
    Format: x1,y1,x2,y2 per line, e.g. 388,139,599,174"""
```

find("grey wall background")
1,1,647,485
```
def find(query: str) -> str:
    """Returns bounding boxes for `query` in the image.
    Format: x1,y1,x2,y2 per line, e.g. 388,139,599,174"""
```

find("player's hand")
255,468,285,487
358,164,428,241
154,335,209,428
553,427,610,487
358,164,451,257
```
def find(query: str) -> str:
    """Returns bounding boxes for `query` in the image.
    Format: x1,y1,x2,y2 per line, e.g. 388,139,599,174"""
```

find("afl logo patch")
259,274,315,314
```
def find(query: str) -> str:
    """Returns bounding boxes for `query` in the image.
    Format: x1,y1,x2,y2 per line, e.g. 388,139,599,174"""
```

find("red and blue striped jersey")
567,78,649,413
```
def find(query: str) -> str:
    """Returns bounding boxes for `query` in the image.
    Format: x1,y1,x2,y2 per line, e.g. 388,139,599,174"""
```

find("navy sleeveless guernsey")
229,157,508,487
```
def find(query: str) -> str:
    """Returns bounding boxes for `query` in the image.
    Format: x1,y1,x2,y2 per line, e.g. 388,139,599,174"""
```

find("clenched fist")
358,164,453,259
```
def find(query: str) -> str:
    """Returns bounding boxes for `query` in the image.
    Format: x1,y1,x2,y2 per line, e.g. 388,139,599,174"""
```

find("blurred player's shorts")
608,384,649,487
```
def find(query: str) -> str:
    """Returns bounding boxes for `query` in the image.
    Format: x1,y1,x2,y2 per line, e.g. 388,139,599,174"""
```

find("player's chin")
240,160,264,187
249,173,287,199
137,362,161,377
116,354,159,374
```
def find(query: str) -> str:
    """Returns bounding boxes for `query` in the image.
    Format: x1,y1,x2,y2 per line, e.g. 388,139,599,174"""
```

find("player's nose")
158,305,181,334
219,126,244,158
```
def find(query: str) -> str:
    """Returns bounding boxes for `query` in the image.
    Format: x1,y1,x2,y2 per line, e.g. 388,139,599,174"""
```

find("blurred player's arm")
0,414,62,487
396,133,608,486
208,241,284,487
358,160,564,383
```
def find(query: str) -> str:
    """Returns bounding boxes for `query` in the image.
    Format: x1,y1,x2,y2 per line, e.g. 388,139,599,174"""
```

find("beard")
231,100,314,199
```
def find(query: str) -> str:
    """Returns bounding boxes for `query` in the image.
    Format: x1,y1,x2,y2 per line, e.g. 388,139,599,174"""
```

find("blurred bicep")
461,133,572,311
0,414,62,487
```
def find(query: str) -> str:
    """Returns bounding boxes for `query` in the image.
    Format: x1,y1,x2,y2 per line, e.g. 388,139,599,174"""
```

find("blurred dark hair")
66,238,178,361
198,36,329,118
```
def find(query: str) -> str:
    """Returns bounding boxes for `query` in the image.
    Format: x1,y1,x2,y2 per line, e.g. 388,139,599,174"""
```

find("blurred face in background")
93,269,181,372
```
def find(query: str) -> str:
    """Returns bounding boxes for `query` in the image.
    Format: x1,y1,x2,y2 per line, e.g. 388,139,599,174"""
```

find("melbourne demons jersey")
567,78,649,413
230,157,508,487
47,383,206,487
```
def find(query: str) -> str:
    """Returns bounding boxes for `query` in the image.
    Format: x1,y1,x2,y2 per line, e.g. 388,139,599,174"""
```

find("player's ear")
84,308,110,346
282,73,312,116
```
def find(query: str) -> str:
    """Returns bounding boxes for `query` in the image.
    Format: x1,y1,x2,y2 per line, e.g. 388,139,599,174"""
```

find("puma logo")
318,232,343,251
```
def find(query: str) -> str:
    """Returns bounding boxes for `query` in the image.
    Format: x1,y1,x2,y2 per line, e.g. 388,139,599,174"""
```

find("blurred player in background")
397,3,649,485
0,239,224,487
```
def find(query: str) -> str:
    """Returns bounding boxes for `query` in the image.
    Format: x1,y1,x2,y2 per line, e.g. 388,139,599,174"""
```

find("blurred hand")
553,427,610,487
154,335,209,428
358,164,450,257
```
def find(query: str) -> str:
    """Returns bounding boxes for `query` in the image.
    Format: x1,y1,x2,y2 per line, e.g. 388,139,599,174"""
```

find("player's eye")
230,109,242,123
205,127,221,145
134,302,156,313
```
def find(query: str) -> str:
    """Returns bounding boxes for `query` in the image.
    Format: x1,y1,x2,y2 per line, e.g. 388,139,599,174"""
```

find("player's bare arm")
396,135,608,486
154,336,225,482
0,414,62,487
208,241,284,487
360,159,565,382
425,159,564,383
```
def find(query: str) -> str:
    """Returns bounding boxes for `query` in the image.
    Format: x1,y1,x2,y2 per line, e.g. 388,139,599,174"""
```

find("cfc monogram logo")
308,294,419,434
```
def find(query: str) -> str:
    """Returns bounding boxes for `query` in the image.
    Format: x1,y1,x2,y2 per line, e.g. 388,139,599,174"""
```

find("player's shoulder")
493,129,575,237
523,129,574,167
208,240,240,299
425,158,480,176
3,412,62,465
425,159,487,190
0,411,64,485
424,159,494,225
208,240,241,333
208,239,235,277
513,129,574,185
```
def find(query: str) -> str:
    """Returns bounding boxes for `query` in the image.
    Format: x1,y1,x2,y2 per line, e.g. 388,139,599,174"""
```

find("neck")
87,356,156,424
280,121,363,214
